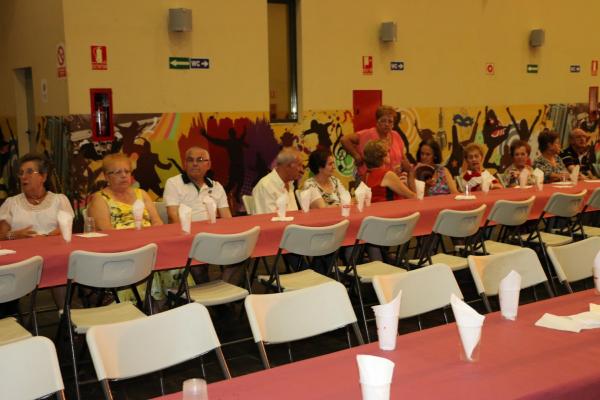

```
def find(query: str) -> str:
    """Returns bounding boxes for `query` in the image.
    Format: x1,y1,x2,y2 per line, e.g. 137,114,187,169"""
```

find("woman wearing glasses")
87,153,162,230
0,153,73,240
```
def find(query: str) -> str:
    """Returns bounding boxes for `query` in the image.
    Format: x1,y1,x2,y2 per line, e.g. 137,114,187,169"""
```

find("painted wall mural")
1,103,599,215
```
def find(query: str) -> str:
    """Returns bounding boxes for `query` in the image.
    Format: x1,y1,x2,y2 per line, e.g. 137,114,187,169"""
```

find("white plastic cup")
499,289,520,321
374,313,399,351
134,219,142,230
182,378,208,400
84,217,95,234
360,383,391,400
341,204,351,217
458,325,482,362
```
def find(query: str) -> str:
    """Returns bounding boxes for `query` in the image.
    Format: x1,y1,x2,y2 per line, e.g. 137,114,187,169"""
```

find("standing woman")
409,139,459,195
532,130,570,183
302,148,350,208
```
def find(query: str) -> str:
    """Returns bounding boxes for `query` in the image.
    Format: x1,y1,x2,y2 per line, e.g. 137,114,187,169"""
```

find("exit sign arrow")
169,57,190,69
526,64,539,74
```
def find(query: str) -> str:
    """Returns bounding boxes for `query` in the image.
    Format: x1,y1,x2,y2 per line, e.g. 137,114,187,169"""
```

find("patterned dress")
427,165,452,196
532,155,568,183
302,176,347,206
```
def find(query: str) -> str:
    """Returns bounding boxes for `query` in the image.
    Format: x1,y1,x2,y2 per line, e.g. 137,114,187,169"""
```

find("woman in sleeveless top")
408,139,459,196
363,140,415,202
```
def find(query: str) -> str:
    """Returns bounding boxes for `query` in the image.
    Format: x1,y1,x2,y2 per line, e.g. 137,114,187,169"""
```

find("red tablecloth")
1,181,599,288
154,289,600,400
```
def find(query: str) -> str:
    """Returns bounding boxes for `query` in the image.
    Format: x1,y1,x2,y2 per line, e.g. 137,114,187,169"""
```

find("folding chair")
258,220,349,292
547,237,600,293
581,187,600,237
244,281,363,369
480,196,535,254
86,302,230,400
468,248,553,313
372,264,463,330
0,256,42,345
0,336,66,400
339,213,419,341
62,243,157,400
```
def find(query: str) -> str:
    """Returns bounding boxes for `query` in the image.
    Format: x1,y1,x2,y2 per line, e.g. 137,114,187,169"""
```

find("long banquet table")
154,289,600,400
1,181,599,288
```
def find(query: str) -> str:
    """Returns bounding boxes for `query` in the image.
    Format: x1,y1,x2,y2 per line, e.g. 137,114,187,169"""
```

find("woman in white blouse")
302,148,350,209
0,153,74,240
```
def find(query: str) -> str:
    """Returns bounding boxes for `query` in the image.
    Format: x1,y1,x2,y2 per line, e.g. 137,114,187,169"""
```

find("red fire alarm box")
90,88,114,142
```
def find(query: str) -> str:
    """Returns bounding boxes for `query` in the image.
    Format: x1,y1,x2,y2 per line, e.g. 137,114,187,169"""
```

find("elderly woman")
532,130,570,183
363,140,415,202
409,139,459,195
341,105,411,178
502,140,535,187
462,143,503,191
302,148,350,208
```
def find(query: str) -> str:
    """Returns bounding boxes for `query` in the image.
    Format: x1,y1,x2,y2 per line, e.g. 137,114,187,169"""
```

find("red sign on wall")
485,63,495,75
91,45,108,70
592,60,598,76
56,43,67,78
362,56,373,75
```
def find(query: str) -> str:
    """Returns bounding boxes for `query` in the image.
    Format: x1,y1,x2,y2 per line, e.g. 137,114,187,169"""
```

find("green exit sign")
527,64,539,73
169,57,190,69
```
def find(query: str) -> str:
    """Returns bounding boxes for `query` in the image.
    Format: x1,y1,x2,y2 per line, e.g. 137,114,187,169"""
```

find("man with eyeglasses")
341,105,411,179
163,146,231,224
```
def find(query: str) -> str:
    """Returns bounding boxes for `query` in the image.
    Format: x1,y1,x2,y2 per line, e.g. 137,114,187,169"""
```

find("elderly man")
252,148,304,214
163,146,232,223
560,128,596,178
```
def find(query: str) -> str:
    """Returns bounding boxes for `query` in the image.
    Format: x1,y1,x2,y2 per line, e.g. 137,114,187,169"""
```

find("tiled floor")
19,259,581,400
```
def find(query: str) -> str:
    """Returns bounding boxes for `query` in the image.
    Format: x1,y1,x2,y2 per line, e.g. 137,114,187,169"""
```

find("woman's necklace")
26,191,47,205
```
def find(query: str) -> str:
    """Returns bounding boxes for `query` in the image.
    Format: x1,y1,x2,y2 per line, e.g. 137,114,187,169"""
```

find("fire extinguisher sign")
91,45,108,70
362,56,373,75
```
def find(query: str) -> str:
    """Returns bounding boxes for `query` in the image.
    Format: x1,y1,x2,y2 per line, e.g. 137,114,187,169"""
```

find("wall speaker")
169,8,192,32
529,29,545,47
379,22,397,43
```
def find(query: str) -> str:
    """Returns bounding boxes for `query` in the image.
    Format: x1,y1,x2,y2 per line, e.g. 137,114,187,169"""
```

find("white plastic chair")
547,237,600,293
0,336,66,400
86,302,230,399
582,188,600,237
481,196,535,254
411,205,487,271
63,243,158,400
176,226,260,306
339,213,419,341
0,256,43,345
242,194,256,215
258,220,350,292
467,248,553,313
244,281,363,369
154,201,168,224
372,263,463,329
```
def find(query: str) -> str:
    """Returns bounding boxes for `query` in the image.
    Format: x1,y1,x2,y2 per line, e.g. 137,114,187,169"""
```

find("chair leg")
354,274,371,343
481,293,492,313
257,341,271,369
543,281,555,298
287,343,294,363
57,390,67,400
30,289,39,336
100,380,114,400
215,347,232,379
66,322,81,400
351,322,365,345
564,281,574,294
158,371,165,395
539,243,558,294
417,315,423,331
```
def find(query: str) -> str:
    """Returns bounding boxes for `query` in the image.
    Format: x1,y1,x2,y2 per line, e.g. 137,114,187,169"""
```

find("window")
267,0,298,122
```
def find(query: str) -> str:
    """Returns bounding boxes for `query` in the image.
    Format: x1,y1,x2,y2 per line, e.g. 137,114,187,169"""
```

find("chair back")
433,205,486,237
242,195,256,215
356,213,420,247
543,190,587,218
586,187,600,210
245,281,357,344
188,226,260,265
0,256,42,304
87,302,224,381
279,220,349,256
372,264,463,318
67,243,157,288
0,336,65,399
467,248,548,296
154,201,168,224
487,196,535,226
547,237,600,283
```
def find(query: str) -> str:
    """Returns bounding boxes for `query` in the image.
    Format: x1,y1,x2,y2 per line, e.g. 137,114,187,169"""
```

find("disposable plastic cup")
182,378,208,400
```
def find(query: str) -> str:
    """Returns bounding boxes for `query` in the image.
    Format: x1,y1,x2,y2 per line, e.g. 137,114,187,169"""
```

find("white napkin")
340,190,351,217
372,290,402,318
450,293,485,361
203,197,217,224
535,313,583,333
590,303,600,312
356,354,395,400
499,270,521,320
569,311,600,329
276,193,288,219
570,165,580,184
454,194,476,200
270,216,294,222
178,204,192,233
415,180,426,200
519,169,530,188
0,249,16,255
132,199,145,229
299,188,313,213
594,250,600,292
57,210,73,243
480,170,493,193
75,232,108,238
532,168,544,190
355,182,370,212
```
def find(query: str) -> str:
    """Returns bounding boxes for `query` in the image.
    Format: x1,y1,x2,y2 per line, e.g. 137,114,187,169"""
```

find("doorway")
13,67,36,155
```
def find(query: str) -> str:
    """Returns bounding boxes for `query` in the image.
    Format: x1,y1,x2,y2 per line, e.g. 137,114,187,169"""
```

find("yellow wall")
62,0,269,114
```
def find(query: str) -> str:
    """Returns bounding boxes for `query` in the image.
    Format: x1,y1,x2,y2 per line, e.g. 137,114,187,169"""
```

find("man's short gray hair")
185,146,209,159
275,148,299,166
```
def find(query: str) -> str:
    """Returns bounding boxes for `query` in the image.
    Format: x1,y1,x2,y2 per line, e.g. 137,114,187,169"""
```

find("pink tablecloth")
1,181,598,288
154,289,600,400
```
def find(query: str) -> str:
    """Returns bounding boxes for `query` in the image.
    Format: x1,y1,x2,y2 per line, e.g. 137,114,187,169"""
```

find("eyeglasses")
377,118,395,125
186,157,210,164
106,169,131,176
17,168,40,177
